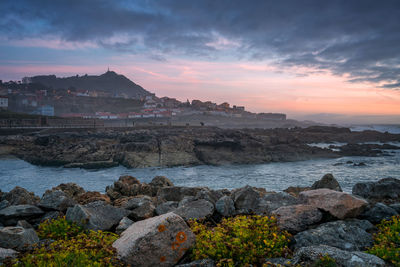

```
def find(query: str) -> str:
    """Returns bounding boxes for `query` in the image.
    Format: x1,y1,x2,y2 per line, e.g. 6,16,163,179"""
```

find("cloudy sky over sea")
1,0,399,122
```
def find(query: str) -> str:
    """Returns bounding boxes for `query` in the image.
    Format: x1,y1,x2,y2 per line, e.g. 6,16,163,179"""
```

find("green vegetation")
189,215,292,267
312,254,337,267
11,217,123,267
367,215,400,266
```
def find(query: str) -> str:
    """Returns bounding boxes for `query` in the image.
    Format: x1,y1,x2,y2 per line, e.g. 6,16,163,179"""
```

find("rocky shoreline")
1,174,400,266
1,126,399,169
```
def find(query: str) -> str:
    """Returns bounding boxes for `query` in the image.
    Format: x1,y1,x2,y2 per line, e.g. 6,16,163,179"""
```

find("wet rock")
113,212,195,267
352,177,400,203
0,247,18,264
53,183,85,199
174,199,214,221
0,205,44,226
215,196,235,217
64,161,118,169
155,201,178,215
294,219,374,251
258,192,300,214
39,190,76,212
353,162,366,167
2,187,39,206
66,201,129,231
311,173,342,192
231,185,261,214
176,259,215,267
359,202,398,224
271,204,323,234
299,189,367,219
157,186,204,202
149,176,174,187
116,217,134,235
0,226,39,250
76,191,111,204
292,245,385,267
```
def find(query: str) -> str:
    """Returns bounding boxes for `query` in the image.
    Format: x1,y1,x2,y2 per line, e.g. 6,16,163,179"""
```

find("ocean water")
1,143,399,196
350,124,400,134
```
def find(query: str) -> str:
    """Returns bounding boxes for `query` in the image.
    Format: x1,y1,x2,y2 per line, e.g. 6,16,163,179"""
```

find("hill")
26,70,151,99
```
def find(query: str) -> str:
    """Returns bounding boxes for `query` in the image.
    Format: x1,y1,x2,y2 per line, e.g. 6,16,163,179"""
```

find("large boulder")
174,199,214,221
2,187,39,206
156,201,179,216
149,176,174,187
271,204,323,234
359,202,398,224
352,177,400,203
0,226,39,250
0,205,44,226
292,245,385,267
311,173,342,192
258,192,300,214
0,248,18,265
294,219,374,251
53,183,85,199
231,185,261,214
115,217,134,235
123,196,155,221
157,186,204,202
66,201,129,231
299,189,367,219
113,212,195,267
215,196,235,217
39,190,76,212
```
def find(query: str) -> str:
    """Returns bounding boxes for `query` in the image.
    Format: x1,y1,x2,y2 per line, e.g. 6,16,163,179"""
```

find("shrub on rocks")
37,216,84,240
189,215,292,266
367,215,400,266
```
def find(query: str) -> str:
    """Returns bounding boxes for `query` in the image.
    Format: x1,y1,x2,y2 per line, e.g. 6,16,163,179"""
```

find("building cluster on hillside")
0,79,286,121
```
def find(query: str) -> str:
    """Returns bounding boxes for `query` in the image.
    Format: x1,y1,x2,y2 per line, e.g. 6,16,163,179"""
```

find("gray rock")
360,202,398,224
16,220,33,229
352,177,400,203
174,199,214,221
2,187,39,206
195,189,223,205
292,245,385,267
311,173,343,192
294,220,374,251
264,258,291,266
40,211,62,223
66,201,129,231
0,248,18,264
299,189,367,219
0,205,44,226
231,185,261,214
176,259,215,267
271,204,323,234
39,190,76,212
116,217,134,235
156,201,178,215
113,212,195,267
149,176,174,187
215,196,235,217
123,195,153,210
128,201,155,221
157,186,204,202
258,192,300,214
0,226,39,250
178,196,196,207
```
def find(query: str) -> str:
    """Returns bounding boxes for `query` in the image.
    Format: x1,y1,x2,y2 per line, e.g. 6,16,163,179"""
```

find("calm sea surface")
1,142,399,196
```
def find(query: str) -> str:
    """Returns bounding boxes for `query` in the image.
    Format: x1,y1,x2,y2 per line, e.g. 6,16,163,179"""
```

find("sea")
0,125,399,196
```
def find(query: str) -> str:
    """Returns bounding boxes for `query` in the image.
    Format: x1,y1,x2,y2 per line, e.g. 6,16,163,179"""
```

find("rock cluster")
0,174,399,266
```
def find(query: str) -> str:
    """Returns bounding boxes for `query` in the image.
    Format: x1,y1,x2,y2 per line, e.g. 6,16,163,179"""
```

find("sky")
1,0,400,124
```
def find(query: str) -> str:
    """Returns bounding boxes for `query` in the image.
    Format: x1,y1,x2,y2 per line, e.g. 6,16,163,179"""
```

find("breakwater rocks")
1,174,400,266
1,126,399,169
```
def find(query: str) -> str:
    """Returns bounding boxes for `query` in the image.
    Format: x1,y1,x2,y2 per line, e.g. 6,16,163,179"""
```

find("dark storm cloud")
1,0,400,88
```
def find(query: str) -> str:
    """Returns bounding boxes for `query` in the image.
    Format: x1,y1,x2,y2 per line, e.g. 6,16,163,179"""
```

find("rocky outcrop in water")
2,126,399,169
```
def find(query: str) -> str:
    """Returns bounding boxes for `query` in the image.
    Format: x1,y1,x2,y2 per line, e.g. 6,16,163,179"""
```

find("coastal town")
0,71,286,123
